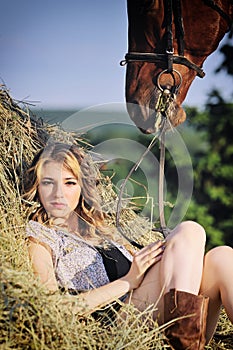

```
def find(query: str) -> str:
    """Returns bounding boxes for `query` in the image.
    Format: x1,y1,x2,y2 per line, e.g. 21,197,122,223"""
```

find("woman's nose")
53,184,64,198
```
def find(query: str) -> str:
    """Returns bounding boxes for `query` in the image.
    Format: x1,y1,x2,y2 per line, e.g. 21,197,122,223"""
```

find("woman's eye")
41,180,53,186
65,181,77,186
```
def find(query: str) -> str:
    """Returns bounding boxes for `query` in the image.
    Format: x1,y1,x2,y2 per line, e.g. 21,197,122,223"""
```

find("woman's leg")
124,221,208,349
200,245,233,343
125,221,206,321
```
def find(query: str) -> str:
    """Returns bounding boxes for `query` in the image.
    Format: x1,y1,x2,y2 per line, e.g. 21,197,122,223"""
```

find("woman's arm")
28,239,165,314
28,238,59,292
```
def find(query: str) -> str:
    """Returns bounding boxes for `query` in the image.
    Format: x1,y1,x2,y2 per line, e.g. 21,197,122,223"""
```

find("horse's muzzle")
126,100,186,134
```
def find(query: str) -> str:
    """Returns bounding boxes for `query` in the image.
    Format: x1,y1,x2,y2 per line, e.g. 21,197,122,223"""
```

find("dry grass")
0,86,232,349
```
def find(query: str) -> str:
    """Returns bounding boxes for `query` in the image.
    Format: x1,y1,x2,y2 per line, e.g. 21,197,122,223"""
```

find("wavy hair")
23,142,113,241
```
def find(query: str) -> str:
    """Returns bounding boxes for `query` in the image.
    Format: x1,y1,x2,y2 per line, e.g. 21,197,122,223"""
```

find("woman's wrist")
119,273,138,292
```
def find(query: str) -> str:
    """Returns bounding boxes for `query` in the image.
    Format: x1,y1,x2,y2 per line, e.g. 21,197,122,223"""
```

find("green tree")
184,32,233,248
215,31,233,76
184,94,233,249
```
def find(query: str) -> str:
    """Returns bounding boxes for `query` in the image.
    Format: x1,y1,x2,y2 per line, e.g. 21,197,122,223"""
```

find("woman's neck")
52,213,78,233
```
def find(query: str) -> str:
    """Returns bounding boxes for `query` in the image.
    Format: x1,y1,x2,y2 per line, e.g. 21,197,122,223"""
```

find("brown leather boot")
164,289,209,350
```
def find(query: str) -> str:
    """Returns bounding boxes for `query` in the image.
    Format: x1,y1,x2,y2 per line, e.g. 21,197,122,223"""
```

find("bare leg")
125,221,206,322
200,246,233,343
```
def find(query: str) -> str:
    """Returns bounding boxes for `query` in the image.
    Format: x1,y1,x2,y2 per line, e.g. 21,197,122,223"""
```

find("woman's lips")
50,202,66,209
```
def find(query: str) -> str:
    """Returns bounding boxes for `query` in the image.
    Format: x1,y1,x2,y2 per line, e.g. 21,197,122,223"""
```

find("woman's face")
38,161,81,220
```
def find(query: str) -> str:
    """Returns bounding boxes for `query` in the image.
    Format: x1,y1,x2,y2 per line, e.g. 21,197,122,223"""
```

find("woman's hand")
124,240,166,290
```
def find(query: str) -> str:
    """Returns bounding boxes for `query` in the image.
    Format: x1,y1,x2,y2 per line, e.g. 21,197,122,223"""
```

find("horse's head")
123,0,232,133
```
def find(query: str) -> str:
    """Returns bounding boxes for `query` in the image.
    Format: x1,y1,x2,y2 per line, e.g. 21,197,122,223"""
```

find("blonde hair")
23,142,112,241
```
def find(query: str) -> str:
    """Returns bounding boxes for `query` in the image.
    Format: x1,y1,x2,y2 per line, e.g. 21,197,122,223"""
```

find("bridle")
120,0,233,78
116,0,233,246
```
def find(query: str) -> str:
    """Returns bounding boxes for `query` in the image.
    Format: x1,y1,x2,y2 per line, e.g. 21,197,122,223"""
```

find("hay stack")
0,86,232,349
0,86,165,349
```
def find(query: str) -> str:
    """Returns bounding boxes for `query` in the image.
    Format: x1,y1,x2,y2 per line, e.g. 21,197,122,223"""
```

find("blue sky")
1,0,232,111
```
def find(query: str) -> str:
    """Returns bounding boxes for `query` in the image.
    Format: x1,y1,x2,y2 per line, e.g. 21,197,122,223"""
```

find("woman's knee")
170,221,206,247
205,246,233,271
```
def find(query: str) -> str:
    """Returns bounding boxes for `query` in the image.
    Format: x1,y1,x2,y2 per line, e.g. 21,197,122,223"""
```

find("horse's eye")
140,0,156,13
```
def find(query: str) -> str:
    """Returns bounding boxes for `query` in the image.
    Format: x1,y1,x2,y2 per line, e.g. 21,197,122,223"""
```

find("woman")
23,142,233,350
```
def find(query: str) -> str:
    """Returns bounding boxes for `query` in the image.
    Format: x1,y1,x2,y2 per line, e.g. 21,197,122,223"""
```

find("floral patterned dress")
26,220,133,292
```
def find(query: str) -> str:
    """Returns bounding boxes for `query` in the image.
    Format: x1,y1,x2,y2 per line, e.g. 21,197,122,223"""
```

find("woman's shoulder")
26,220,58,244
26,220,53,233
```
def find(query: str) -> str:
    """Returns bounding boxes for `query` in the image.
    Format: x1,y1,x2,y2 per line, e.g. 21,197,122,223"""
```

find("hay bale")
0,86,167,349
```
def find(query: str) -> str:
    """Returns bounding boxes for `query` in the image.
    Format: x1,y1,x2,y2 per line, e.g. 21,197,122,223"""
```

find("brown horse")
121,0,233,133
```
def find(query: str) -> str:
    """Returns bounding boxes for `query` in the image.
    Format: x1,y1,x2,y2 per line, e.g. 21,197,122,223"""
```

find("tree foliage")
183,33,233,248
184,95,233,248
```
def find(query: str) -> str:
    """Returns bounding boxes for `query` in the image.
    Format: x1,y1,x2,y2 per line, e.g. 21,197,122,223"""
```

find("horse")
121,0,233,134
